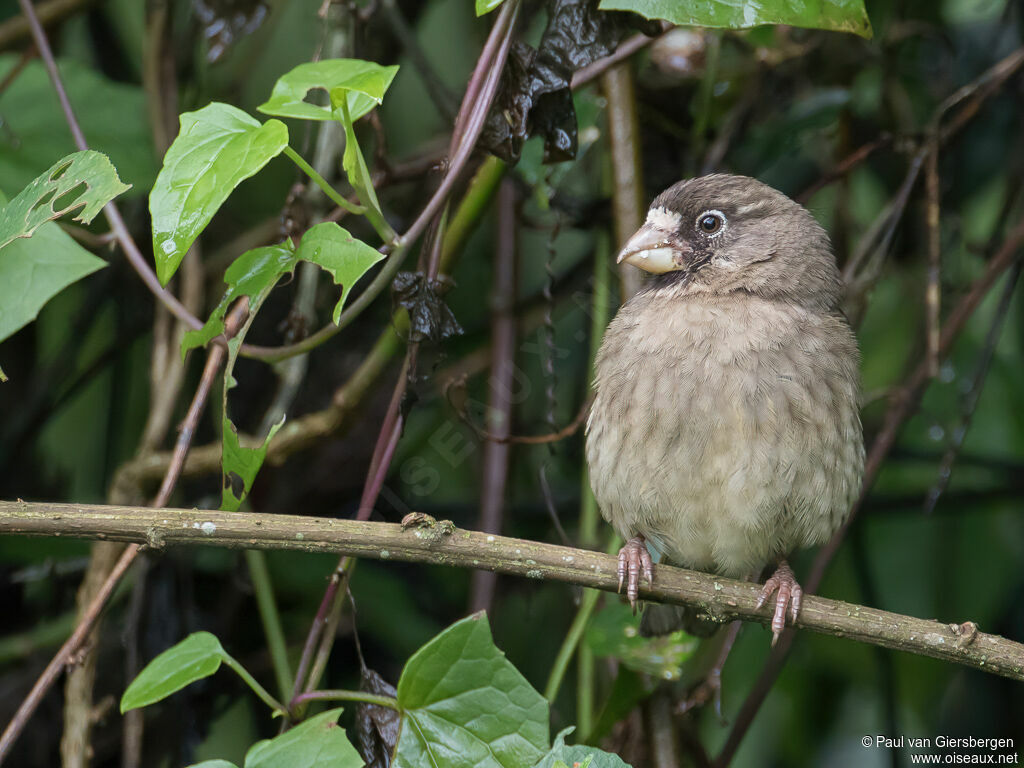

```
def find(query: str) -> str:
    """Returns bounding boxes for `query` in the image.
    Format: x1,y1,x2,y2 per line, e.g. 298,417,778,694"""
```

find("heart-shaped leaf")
535,728,632,768
394,613,549,768
257,59,399,124
150,103,288,285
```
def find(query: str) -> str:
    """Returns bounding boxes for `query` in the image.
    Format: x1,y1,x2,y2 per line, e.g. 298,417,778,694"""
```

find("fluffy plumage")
585,174,864,640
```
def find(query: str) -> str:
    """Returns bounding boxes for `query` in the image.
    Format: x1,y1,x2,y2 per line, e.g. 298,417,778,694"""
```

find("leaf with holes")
598,0,872,38
296,222,385,323
150,103,288,286
221,415,284,512
257,59,399,124
393,613,549,768
0,151,129,250
245,709,363,768
120,632,229,713
181,243,298,358
0,189,106,345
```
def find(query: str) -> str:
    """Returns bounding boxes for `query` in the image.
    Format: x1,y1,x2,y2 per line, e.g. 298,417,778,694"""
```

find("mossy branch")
2,500,1022,683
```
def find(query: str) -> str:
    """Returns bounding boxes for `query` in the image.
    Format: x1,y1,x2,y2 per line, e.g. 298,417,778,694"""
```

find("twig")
715,217,1024,767
468,179,518,613
0,0,94,50
4,502,1024,683
925,145,941,378
0,304,247,766
572,31,664,89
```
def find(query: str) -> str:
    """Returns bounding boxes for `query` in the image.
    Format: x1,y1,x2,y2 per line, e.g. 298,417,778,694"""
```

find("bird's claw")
756,561,803,646
617,536,654,612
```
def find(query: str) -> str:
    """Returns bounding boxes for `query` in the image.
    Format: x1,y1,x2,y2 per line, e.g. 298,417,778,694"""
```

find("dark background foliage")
1,0,1023,766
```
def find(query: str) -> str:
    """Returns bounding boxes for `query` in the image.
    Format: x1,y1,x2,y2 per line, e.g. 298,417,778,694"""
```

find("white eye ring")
696,209,727,238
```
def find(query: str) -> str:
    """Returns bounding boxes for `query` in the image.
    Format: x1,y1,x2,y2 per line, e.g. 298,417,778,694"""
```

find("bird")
585,174,864,644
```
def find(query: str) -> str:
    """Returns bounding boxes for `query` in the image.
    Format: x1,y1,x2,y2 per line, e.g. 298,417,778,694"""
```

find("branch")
2,501,1023,683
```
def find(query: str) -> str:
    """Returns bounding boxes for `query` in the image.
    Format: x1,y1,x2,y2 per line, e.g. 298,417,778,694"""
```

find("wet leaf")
391,272,463,343
296,222,385,323
393,613,549,768
0,190,106,349
356,669,400,768
600,0,873,38
258,59,400,124
585,603,697,681
150,103,288,285
121,632,228,713
0,151,129,250
245,709,363,768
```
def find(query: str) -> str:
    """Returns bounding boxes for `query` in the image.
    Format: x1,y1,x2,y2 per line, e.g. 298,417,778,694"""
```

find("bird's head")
618,174,843,310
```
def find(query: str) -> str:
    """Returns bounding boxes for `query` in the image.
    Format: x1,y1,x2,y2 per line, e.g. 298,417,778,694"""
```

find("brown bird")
585,174,864,644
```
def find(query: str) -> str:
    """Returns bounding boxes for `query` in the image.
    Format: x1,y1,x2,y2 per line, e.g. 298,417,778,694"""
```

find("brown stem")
469,179,517,613
4,502,1024,684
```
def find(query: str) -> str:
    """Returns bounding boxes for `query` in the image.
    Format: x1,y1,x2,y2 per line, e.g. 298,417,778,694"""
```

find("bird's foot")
617,536,654,612
756,560,803,646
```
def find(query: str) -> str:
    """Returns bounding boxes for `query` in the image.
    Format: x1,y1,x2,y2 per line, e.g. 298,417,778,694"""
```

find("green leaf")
150,103,288,285
536,729,630,768
598,0,872,38
257,59,399,124
0,55,157,198
585,603,697,681
340,100,384,226
296,223,385,323
187,762,239,768
181,244,298,358
394,613,549,768
0,190,106,347
476,0,506,15
120,632,228,713
244,709,363,768
221,415,284,512
0,151,130,250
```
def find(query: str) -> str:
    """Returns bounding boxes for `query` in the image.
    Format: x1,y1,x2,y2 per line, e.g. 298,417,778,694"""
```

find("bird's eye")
697,211,725,235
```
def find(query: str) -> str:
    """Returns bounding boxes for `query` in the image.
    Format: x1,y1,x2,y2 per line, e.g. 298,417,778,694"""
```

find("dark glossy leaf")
257,59,399,124
585,603,697,681
0,151,129,250
296,222,385,323
0,190,106,347
394,613,548,768
599,0,872,38
150,103,288,285
356,669,400,768
481,0,653,164
535,728,632,768
120,632,228,713
391,272,463,343
245,708,363,768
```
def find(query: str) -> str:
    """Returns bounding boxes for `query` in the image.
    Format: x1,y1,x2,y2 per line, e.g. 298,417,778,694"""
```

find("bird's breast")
585,292,863,577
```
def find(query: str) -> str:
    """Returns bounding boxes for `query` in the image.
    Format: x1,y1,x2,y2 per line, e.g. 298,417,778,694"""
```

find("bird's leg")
677,619,742,720
616,535,654,611
756,559,803,645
